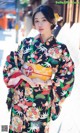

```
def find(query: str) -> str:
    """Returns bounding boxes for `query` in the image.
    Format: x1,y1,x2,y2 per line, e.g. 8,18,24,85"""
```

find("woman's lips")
39,29,44,31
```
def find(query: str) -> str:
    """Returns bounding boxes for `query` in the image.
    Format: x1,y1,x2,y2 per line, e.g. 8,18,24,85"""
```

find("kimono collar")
34,34,56,48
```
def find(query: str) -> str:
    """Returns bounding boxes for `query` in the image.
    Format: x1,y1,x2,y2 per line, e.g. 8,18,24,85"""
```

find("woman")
3,5,74,133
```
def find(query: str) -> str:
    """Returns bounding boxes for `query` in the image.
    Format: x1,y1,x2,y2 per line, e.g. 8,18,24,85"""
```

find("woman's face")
34,12,51,35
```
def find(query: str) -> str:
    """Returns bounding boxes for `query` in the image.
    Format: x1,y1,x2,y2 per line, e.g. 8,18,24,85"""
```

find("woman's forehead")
34,12,45,19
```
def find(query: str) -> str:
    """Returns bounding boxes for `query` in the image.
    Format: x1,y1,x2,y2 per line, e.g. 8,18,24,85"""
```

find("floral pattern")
3,35,74,133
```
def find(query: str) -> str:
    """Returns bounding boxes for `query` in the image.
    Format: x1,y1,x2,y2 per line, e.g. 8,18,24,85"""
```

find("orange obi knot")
22,63,53,81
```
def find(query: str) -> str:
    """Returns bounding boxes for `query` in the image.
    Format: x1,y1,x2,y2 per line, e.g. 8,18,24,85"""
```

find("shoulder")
21,34,40,45
56,41,67,49
55,41,70,54
17,37,34,52
21,37,34,45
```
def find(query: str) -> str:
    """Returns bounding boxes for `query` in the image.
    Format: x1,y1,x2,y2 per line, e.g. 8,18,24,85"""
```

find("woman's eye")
35,20,39,23
42,19,46,22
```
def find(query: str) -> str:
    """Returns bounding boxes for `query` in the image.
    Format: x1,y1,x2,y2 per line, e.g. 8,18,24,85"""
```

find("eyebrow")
34,17,46,20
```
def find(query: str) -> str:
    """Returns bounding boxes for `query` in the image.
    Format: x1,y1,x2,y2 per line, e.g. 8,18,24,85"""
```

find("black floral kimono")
3,35,74,133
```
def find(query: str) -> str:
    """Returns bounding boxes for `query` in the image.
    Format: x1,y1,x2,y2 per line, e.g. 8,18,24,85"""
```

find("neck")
40,33,52,43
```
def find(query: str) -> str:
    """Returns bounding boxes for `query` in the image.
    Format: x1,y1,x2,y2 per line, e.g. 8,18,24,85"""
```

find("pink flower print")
26,66,34,76
54,47,59,54
26,40,29,44
36,128,40,133
34,55,38,59
69,65,73,72
29,60,33,63
49,48,54,55
26,107,40,121
11,116,23,132
25,83,30,87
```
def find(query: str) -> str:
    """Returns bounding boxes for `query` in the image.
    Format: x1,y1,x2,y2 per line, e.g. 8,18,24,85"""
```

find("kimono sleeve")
3,41,24,88
51,45,75,120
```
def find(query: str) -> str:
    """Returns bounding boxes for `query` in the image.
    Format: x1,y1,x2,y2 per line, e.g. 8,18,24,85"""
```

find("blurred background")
0,0,80,42
0,0,80,133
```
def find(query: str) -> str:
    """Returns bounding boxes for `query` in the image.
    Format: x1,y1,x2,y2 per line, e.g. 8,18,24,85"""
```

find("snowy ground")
0,24,80,133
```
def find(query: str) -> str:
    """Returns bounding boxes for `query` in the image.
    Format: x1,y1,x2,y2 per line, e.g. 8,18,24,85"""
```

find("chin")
39,31,45,35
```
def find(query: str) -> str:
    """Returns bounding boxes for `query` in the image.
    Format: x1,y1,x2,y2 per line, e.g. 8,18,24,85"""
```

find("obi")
21,63,53,81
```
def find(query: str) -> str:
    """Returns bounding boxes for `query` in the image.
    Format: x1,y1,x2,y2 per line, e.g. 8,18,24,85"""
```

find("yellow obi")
23,63,53,81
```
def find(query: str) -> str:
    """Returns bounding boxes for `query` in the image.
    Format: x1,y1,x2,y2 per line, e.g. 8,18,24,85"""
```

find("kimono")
3,35,74,133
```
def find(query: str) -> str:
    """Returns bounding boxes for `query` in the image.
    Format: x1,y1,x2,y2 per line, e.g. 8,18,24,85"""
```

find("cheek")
34,24,39,30
45,23,51,30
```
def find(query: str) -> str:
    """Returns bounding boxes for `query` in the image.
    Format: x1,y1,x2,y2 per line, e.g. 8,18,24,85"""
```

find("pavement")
0,26,80,133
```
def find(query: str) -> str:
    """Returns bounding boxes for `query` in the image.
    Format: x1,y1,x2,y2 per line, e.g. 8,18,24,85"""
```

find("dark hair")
32,5,55,29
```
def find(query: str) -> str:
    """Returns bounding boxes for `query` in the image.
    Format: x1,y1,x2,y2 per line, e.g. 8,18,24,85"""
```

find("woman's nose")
38,22,43,27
